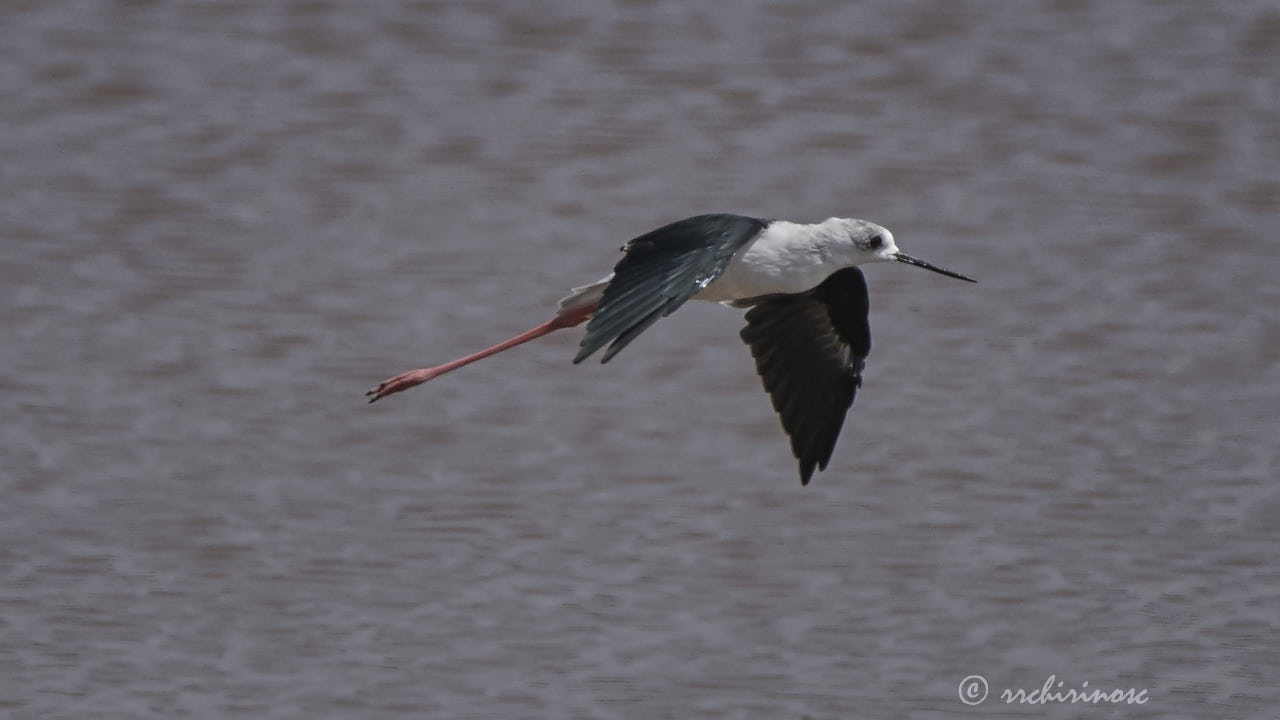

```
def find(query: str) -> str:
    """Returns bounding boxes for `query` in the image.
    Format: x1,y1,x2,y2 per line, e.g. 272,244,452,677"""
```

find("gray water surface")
3,2,1278,718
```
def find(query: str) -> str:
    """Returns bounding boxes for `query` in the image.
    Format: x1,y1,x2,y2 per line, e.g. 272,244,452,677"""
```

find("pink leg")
366,304,596,403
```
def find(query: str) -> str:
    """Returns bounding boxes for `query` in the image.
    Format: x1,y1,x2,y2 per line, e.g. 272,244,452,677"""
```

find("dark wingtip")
571,343,595,365
799,462,815,486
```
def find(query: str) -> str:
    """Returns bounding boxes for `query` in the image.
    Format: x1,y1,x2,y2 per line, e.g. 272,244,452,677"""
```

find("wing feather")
739,267,871,484
574,214,769,363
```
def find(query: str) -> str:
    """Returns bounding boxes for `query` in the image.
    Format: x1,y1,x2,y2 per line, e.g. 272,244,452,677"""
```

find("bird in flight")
367,214,975,484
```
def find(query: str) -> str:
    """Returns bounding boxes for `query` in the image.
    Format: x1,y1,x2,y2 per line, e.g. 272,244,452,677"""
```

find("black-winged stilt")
368,213,975,484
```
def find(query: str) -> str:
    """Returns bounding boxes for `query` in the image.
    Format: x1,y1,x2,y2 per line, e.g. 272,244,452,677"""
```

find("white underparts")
555,217,892,314
693,220,850,302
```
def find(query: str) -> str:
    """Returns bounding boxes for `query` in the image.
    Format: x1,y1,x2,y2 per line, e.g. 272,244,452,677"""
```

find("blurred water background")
2,1,1278,717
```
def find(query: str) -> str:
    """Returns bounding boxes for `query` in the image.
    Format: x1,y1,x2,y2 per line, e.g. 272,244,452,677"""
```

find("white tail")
557,273,612,317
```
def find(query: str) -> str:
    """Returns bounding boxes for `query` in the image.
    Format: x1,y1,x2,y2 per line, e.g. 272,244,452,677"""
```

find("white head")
826,217,976,282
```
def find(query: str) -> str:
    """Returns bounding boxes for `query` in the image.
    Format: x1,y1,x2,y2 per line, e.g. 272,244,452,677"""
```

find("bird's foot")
366,368,434,403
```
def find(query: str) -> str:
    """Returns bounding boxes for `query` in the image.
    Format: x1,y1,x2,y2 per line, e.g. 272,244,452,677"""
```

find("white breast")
693,220,842,302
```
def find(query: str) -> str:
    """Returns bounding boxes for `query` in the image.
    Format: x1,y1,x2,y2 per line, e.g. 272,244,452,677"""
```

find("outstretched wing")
739,267,871,485
574,214,769,364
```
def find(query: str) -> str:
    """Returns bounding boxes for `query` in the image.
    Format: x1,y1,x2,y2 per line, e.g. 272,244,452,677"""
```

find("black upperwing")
738,267,871,485
574,214,769,364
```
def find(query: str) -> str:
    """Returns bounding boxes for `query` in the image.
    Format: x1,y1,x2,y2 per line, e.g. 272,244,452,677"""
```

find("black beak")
894,253,976,283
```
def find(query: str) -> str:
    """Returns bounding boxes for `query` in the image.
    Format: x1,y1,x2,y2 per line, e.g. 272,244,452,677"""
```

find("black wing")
574,214,769,364
739,267,871,485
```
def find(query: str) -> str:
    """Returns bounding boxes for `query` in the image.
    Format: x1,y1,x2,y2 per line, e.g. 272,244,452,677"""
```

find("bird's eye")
867,235,883,250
